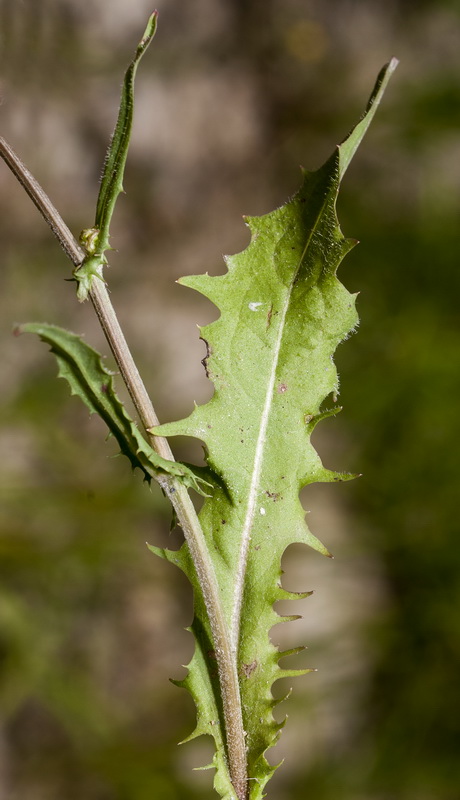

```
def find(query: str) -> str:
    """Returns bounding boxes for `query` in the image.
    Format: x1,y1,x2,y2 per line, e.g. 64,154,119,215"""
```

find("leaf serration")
150,58,397,799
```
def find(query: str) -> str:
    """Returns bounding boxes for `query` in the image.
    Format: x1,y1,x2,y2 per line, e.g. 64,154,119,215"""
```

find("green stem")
0,136,248,800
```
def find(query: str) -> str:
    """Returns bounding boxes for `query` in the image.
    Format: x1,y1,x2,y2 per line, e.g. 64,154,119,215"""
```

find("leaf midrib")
229,179,335,656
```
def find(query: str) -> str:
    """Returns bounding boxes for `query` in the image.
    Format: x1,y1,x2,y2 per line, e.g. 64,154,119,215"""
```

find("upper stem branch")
0,136,248,800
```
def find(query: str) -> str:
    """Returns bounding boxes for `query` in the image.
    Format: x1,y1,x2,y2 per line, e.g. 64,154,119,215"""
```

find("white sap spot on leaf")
260,507,266,515
249,302,263,311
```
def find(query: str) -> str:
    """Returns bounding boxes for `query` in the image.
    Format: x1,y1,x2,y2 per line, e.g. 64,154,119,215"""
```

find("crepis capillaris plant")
0,13,397,800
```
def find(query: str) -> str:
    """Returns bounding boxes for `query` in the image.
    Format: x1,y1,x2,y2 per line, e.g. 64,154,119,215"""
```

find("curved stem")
0,137,248,800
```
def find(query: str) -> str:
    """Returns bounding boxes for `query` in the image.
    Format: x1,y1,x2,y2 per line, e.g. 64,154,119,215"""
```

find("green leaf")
151,60,397,798
74,12,157,300
18,323,210,494
95,11,157,252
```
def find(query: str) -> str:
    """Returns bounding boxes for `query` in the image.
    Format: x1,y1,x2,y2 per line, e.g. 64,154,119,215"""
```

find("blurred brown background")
1,1,460,798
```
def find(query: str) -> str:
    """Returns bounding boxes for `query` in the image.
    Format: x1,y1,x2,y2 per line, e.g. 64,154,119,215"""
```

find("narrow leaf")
74,12,157,301
19,323,209,494
95,11,158,254
151,60,397,798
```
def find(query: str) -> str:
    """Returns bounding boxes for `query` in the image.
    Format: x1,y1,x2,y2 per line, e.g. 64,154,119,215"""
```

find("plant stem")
0,136,248,800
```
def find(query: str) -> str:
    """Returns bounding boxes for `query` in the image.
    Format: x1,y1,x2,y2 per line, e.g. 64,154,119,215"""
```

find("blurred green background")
1,1,460,798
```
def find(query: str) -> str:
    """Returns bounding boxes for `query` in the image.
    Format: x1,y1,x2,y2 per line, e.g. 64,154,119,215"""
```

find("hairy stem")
0,136,248,799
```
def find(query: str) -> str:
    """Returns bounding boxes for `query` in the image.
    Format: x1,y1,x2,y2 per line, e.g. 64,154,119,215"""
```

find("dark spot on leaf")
241,660,258,678
265,491,280,502
266,304,273,329
221,519,226,525
254,544,261,551
101,384,108,393
208,649,217,661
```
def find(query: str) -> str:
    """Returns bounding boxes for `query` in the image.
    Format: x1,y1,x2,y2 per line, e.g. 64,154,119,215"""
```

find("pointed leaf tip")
338,58,398,179
142,10,159,41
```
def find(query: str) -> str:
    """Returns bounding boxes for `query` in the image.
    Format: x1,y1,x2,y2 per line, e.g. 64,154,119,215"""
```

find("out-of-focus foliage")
1,1,460,799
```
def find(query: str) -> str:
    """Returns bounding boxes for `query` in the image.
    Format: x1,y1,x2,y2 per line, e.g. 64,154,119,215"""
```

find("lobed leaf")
151,59,398,798
19,323,209,494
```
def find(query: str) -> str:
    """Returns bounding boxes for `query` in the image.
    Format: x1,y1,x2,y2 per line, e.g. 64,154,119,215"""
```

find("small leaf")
73,12,158,301
19,323,210,494
95,11,158,254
